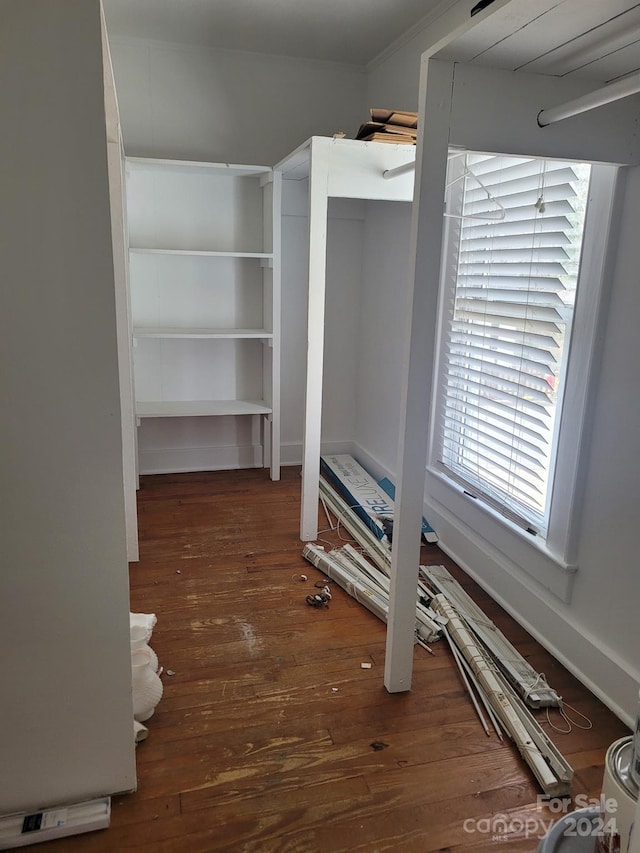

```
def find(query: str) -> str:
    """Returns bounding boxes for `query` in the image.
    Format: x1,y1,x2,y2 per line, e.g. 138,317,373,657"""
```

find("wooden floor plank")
34,468,630,853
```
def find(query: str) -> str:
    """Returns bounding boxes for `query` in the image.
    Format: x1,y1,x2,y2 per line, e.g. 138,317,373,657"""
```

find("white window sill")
425,466,577,603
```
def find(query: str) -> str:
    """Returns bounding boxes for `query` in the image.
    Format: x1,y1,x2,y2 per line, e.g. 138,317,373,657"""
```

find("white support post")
251,414,262,467
268,169,282,481
300,140,330,541
263,415,272,469
384,58,455,693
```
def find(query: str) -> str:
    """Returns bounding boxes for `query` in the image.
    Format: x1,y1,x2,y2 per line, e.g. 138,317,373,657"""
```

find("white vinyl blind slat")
455,288,567,306
444,386,551,439
464,184,577,215
449,330,558,365
442,402,548,457
440,410,547,468
461,215,572,237
439,434,546,483
464,170,578,202
461,199,576,224
446,361,554,403
447,342,555,378
436,152,591,533
457,274,565,291
462,232,571,250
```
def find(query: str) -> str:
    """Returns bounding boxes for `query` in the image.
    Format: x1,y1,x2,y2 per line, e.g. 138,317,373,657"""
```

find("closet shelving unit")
125,156,281,480
275,136,415,539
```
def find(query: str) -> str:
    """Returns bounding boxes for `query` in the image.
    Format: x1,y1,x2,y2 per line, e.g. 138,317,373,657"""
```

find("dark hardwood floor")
40,467,629,852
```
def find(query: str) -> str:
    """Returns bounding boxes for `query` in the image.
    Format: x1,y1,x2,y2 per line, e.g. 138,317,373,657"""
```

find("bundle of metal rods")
306,477,572,796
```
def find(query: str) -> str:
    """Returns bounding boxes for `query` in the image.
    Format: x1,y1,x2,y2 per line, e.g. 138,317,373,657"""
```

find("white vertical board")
103,11,139,561
300,140,330,540
384,58,454,693
325,137,415,201
268,169,282,479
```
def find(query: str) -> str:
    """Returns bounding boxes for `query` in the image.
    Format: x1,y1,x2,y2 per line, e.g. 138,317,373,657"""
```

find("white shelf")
125,154,281,479
130,248,273,259
133,327,273,339
136,400,272,418
126,156,271,178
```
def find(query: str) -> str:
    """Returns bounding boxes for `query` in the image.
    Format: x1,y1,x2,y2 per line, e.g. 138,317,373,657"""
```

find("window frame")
426,153,620,601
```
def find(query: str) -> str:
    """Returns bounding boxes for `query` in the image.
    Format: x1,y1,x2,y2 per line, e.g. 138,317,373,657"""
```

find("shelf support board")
300,140,330,541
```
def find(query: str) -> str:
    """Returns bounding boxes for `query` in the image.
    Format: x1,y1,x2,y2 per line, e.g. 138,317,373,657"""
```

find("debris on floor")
320,453,437,545
302,472,574,797
420,564,561,709
303,542,441,645
431,593,573,797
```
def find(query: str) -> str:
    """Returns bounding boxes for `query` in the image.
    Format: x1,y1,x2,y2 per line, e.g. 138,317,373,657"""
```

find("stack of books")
355,108,418,145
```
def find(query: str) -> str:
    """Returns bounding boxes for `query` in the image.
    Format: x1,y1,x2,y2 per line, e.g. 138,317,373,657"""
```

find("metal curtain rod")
538,70,640,127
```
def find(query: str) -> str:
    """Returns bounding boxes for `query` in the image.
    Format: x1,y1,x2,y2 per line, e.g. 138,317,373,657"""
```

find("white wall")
280,180,366,464
355,201,413,475
0,0,136,813
110,37,366,167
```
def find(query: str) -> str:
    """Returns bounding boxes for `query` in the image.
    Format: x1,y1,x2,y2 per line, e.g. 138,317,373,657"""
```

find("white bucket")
537,807,602,852
596,736,638,853
631,690,640,789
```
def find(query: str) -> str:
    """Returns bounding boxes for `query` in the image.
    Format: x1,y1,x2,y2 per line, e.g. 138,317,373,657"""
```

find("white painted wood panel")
384,57,454,693
264,171,282,477
129,253,264,329
436,0,562,64
133,338,265,402
130,248,273,258
326,139,415,201
448,62,640,165
564,39,640,83
136,400,271,417
472,0,640,71
299,140,329,541
103,14,138,562
126,163,266,252
133,328,272,339
522,8,640,77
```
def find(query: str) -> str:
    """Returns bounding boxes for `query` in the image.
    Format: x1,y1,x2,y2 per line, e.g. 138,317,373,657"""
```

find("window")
428,151,617,590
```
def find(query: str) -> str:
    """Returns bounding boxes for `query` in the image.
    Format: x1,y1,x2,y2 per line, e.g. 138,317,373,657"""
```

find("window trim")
427,155,620,600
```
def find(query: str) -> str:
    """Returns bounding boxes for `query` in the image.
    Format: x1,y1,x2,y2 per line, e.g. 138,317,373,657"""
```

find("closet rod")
383,160,416,180
537,70,640,127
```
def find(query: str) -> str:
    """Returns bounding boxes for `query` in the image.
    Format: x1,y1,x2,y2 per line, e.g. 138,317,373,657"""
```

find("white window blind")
435,152,591,534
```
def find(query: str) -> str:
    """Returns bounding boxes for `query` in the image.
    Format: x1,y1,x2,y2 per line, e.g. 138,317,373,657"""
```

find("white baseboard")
280,442,303,467
279,440,356,468
140,439,357,474
428,501,637,728
350,443,394,483
139,443,262,475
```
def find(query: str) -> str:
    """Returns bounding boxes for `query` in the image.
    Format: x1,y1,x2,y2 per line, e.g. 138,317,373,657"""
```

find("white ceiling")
103,0,640,80
102,0,449,66
436,0,640,84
